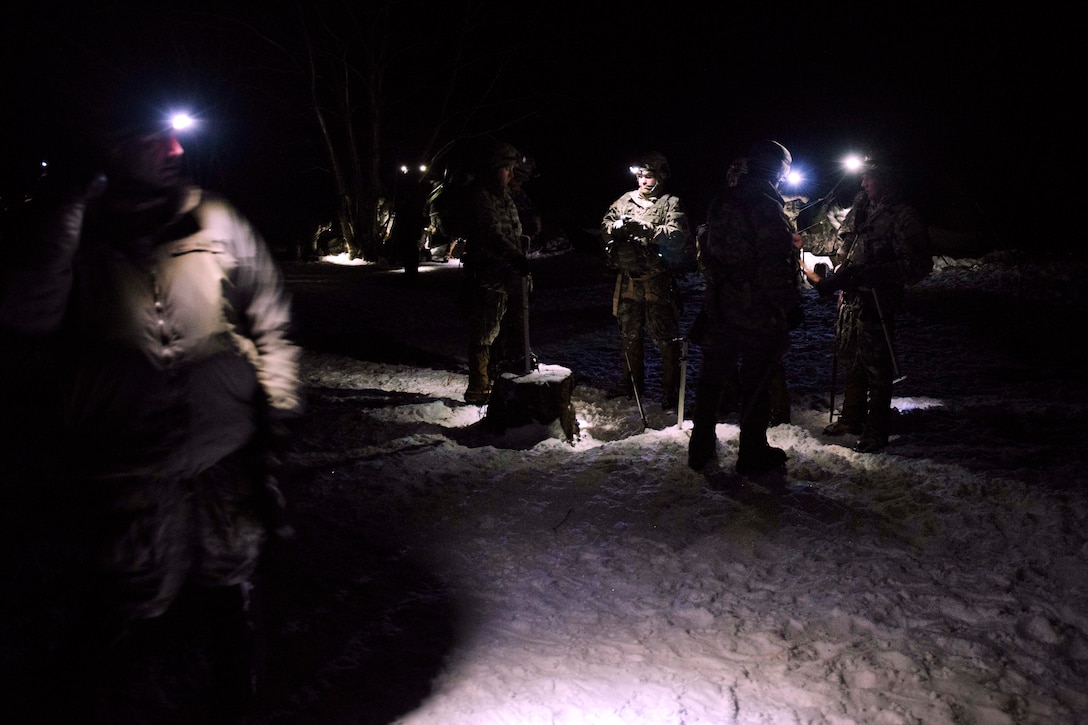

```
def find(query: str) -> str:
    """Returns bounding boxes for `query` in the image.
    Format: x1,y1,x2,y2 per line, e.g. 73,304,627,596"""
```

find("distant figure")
801,155,933,452
461,140,531,404
600,151,694,410
389,165,429,281
688,140,803,474
0,78,302,720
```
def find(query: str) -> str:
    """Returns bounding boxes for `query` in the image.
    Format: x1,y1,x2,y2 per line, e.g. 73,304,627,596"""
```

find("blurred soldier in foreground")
0,80,302,720
801,156,932,452
688,140,803,474
601,151,694,410
461,140,531,404
693,156,794,425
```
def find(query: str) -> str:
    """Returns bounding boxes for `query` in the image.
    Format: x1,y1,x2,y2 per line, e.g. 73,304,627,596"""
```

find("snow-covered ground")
256,246,1088,724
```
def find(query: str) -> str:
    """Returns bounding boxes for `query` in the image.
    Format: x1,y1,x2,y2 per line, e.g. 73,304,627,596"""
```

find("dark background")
0,2,1070,252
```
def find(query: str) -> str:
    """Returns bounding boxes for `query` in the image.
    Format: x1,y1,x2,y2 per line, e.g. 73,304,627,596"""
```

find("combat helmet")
483,140,520,171
631,151,671,181
745,140,792,184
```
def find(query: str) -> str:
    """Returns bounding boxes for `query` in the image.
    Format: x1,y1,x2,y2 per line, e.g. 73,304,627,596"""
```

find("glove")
623,218,653,241
814,264,863,296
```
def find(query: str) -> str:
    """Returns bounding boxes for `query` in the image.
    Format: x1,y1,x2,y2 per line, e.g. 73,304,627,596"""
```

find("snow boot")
204,582,261,722
853,382,892,452
736,445,788,475
689,376,728,470
736,390,785,474
688,427,717,471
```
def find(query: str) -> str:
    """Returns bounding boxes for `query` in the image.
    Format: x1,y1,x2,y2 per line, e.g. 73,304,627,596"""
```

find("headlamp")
169,112,196,132
842,154,866,173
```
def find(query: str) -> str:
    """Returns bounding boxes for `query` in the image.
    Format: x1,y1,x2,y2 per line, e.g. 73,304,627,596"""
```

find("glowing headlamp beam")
169,112,195,132
842,154,865,173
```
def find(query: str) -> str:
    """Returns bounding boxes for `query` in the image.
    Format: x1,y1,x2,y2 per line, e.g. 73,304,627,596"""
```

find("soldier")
688,140,803,474
461,140,530,404
601,151,694,410
802,155,933,452
0,77,302,719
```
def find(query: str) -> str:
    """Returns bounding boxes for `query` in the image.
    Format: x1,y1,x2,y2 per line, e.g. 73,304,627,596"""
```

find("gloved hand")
814,264,864,296
623,218,653,241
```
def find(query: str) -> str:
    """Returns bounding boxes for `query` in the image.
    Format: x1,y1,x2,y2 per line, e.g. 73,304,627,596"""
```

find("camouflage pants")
835,293,896,436
613,271,679,347
84,447,266,623
465,271,526,351
835,295,896,389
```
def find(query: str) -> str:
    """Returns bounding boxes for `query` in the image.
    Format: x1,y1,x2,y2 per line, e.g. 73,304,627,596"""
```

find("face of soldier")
861,172,886,203
496,164,515,187
636,171,658,197
109,130,186,190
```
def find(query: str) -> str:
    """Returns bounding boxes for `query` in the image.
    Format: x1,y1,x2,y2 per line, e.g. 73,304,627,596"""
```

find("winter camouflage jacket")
463,176,524,284
805,189,933,308
0,185,301,481
601,190,693,277
700,174,802,331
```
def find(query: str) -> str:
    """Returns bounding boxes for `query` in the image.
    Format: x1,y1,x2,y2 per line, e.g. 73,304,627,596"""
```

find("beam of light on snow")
320,253,461,272
891,396,944,411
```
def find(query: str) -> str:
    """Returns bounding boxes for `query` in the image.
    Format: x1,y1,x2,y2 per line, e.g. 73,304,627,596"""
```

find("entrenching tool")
623,346,648,429
870,287,906,384
676,337,688,428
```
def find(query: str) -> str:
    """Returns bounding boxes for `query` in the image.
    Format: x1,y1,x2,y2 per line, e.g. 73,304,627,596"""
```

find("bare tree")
277,0,554,260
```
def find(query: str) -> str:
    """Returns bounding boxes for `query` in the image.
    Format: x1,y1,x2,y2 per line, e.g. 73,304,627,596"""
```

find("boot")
659,340,681,410
854,382,892,452
465,345,491,404
736,388,786,475
202,583,261,723
689,376,726,470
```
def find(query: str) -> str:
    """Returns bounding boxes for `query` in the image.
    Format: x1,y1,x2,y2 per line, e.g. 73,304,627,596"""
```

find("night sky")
1,2,1068,248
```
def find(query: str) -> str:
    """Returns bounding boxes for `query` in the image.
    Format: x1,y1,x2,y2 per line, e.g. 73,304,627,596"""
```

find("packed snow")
256,245,1088,724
